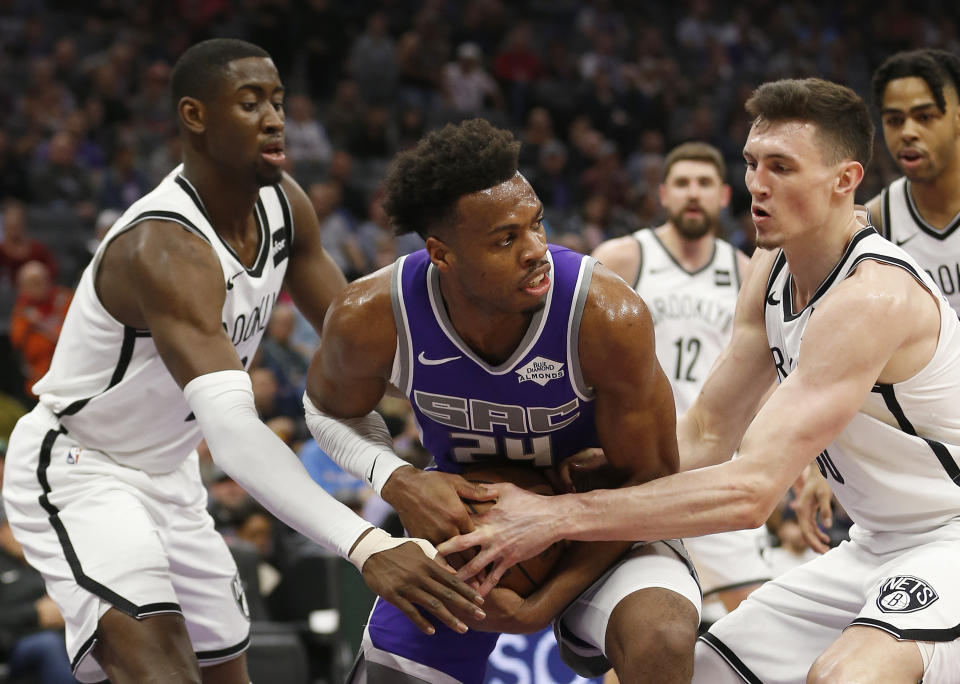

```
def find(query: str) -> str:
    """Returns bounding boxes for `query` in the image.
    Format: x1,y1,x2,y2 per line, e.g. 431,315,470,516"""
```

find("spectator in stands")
347,106,395,161
0,494,79,684
10,261,72,399
530,140,577,219
260,303,311,393
283,93,333,176
442,42,503,114
355,190,424,272
97,141,147,211
323,79,365,150
29,131,95,221
493,23,544,121
0,201,59,289
347,11,397,106
0,130,32,202
308,181,365,279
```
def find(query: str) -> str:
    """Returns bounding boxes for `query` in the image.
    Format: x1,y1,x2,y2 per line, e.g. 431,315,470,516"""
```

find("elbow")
733,475,779,530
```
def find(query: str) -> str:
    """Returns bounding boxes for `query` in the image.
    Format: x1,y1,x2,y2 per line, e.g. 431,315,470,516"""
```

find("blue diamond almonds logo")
516,356,565,386
876,576,939,614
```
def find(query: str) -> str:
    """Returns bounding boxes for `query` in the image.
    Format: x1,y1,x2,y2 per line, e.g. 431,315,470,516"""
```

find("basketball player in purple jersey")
304,119,701,684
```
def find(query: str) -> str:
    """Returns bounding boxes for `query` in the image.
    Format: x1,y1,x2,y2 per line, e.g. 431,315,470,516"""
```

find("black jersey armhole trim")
196,636,251,662
632,233,644,289
873,383,960,486
851,616,960,642
698,632,763,683
275,183,294,248
36,428,184,621
55,326,145,418
905,180,960,240
881,186,892,240
764,250,787,306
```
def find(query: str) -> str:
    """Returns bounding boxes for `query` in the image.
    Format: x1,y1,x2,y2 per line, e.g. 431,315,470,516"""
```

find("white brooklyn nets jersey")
764,226,960,536
33,165,292,474
880,176,960,314
632,229,740,415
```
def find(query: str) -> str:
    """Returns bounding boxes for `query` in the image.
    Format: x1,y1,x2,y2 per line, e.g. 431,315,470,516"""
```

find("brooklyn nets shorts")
2,405,250,683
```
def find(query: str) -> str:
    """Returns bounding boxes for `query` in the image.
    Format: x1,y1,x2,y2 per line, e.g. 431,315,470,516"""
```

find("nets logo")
876,576,938,614
516,356,564,386
232,574,250,621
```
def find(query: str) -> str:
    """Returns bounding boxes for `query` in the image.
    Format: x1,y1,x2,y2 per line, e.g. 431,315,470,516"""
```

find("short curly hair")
872,48,960,113
383,119,521,239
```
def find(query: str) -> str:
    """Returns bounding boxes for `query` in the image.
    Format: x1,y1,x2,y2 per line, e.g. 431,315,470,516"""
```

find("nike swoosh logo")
648,266,673,275
766,292,780,306
418,351,462,366
225,271,244,290
895,235,917,247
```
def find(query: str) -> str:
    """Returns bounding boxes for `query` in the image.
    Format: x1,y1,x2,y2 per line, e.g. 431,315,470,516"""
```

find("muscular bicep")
579,266,679,483
305,268,397,418
281,175,348,334
120,224,243,388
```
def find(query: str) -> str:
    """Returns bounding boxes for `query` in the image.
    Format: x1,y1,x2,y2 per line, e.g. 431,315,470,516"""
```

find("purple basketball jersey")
365,246,600,683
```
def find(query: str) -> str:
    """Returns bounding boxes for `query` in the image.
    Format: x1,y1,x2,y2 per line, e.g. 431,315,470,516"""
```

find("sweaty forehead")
221,56,282,92
456,174,539,230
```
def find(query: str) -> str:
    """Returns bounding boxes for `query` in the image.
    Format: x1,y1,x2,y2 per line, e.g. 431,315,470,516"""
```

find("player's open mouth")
523,267,551,296
261,142,286,166
752,206,770,220
898,149,923,168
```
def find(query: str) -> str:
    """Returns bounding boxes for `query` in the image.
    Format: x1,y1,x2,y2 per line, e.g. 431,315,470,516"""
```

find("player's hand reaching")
361,539,487,636
790,464,833,554
463,586,552,635
554,447,629,493
380,467,487,545
437,482,562,596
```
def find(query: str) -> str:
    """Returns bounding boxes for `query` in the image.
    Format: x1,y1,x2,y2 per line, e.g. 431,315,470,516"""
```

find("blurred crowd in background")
0,0,951,680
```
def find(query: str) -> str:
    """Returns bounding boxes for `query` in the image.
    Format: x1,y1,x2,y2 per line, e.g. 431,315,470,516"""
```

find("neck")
655,223,714,270
438,278,533,365
907,152,960,227
181,155,261,238
781,210,862,310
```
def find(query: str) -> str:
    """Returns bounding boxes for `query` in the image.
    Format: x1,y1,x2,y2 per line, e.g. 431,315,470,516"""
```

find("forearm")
676,409,741,472
186,371,373,558
302,393,410,495
533,540,633,616
554,460,774,544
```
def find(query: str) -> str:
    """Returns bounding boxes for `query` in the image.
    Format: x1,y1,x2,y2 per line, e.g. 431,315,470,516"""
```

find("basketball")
460,464,565,597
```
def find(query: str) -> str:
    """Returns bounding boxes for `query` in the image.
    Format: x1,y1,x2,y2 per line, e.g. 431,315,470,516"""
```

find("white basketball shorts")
684,525,772,597
2,405,250,683
696,533,960,683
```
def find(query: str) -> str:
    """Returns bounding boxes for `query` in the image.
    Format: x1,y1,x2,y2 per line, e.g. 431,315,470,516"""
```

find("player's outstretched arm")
442,256,930,579
303,267,489,548
104,223,484,634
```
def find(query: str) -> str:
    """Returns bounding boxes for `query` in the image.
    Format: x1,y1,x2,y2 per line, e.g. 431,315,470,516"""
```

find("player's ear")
835,160,863,198
426,236,452,272
178,97,206,135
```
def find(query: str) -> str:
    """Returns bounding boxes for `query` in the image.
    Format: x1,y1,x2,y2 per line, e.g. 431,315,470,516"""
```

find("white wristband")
348,527,439,572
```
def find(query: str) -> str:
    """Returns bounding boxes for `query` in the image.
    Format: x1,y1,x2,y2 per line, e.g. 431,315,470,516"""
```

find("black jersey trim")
275,184,295,249
36,428,185,620
874,384,960,486
764,250,787,307
847,253,930,293
70,632,98,675
851,616,960,642
175,174,271,276
175,175,213,224
782,227,877,321
55,326,145,418
115,210,212,245
632,232,644,289
698,632,763,683
881,186,892,240
905,180,960,240
195,635,251,662
651,228,718,277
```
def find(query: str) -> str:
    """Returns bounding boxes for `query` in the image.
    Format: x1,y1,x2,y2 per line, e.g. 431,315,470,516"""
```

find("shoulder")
590,234,641,284
323,264,396,354
582,262,654,346
278,173,316,227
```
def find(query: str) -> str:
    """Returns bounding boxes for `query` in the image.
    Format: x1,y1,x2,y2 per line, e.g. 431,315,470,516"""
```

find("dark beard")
668,209,714,239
